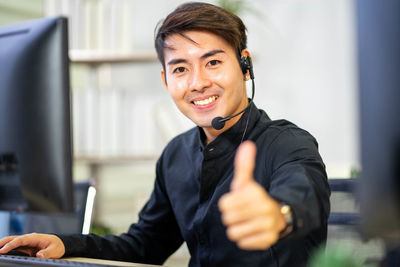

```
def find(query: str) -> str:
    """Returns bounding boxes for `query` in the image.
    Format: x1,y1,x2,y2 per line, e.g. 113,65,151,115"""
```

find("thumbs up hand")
218,141,287,250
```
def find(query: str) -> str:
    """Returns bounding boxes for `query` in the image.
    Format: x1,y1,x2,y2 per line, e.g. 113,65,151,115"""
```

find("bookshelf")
43,0,172,162
69,48,162,160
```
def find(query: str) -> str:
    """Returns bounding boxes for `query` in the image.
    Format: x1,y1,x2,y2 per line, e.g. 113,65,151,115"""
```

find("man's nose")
189,67,212,92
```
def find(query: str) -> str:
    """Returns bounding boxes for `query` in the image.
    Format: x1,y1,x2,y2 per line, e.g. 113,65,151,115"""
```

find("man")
0,2,330,266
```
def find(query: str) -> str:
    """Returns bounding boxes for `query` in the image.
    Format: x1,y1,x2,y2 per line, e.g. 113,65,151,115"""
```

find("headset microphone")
211,116,227,130
211,56,255,130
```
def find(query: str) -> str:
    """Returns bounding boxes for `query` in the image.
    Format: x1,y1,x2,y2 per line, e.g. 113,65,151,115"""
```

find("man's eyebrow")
201,49,225,59
167,58,187,66
167,49,226,66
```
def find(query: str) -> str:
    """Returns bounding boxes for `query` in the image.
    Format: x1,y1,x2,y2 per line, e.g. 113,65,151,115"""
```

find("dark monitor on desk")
357,0,400,242
0,17,74,213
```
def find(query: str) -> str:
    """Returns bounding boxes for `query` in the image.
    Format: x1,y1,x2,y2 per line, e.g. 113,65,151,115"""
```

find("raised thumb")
231,141,257,191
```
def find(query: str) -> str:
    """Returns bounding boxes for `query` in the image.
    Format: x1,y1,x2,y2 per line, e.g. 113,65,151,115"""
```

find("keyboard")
0,254,130,267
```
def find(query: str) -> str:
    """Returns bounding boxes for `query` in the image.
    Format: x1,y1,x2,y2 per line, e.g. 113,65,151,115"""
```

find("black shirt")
60,102,330,267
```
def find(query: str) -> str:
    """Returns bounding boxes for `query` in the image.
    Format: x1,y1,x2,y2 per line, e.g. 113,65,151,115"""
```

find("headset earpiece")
240,56,254,79
240,56,249,74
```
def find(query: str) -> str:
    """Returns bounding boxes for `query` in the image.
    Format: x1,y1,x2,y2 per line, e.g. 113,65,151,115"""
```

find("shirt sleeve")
58,157,184,265
264,127,331,240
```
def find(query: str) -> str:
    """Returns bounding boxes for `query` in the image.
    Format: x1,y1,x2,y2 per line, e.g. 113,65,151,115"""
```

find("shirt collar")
197,101,262,159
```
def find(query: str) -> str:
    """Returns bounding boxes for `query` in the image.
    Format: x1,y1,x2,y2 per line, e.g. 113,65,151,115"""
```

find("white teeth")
193,96,218,106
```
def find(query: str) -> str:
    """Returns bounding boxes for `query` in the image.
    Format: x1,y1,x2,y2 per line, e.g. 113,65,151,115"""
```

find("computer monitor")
357,0,400,243
0,16,74,213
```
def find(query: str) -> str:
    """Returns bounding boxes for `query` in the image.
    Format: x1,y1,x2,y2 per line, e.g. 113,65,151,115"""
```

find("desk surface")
65,257,162,266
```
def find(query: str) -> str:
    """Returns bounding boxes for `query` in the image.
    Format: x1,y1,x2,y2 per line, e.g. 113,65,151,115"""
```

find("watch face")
280,204,293,225
279,204,294,238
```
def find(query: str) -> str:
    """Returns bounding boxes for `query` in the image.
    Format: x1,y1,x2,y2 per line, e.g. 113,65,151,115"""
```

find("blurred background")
0,0,368,265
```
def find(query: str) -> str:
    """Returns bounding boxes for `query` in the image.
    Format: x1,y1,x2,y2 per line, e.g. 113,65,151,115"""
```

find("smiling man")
0,2,330,267
160,30,250,143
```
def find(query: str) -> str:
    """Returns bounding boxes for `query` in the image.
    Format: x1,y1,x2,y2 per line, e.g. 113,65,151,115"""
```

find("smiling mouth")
192,96,218,106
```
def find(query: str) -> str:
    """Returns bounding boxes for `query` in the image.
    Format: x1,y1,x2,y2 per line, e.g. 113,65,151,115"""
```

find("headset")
211,54,255,130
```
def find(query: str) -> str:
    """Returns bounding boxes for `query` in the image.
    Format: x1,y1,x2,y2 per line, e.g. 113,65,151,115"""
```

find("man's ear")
161,70,168,89
241,49,251,58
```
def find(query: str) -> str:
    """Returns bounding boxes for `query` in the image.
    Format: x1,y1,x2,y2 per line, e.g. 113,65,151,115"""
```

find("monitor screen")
357,0,400,243
0,16,74,213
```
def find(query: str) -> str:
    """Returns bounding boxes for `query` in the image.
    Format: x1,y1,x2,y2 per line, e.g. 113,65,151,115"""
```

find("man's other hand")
0,233,65,258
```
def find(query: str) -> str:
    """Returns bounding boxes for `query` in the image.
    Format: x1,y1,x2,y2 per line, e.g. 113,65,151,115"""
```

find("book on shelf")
45,0,134,52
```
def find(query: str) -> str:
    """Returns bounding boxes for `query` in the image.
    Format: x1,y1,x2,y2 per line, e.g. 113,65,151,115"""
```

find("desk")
65,257,162,266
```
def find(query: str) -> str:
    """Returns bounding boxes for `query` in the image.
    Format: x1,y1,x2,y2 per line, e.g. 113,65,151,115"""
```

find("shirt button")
297,219,303,228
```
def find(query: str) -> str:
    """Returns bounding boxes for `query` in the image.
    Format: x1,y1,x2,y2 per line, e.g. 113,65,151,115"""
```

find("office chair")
328,178,360,226
327,178,384,264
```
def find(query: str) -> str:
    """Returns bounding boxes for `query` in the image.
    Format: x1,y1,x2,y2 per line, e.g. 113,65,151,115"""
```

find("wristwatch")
279,203,293,238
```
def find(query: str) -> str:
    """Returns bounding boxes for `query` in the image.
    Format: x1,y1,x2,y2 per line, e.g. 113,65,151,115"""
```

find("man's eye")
208,60,221,66
173,67,186,73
